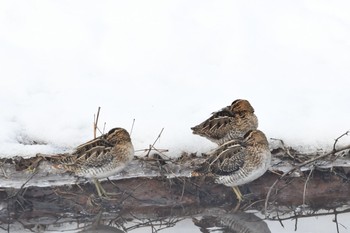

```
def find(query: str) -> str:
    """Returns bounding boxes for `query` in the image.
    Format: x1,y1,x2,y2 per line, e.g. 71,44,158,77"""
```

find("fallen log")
1,146,350,222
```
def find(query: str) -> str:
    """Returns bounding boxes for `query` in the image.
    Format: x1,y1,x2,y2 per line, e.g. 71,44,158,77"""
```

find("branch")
93,107,101,139
333,131,349,152
268,207,350,221
130,119,135,136
145,128,164,157
302,167,314,206
265,138,350,216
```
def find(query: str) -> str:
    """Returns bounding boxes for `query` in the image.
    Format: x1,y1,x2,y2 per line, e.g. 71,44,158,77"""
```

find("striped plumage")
191,99,258,145
192,130,271,202
219,213,271,233
59,127,134,179
55,127,134,196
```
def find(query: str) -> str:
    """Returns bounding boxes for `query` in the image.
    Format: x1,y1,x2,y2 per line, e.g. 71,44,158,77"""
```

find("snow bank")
0,1,350,157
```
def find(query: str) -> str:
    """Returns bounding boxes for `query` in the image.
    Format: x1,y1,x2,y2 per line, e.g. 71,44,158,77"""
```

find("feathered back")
191,99,258,145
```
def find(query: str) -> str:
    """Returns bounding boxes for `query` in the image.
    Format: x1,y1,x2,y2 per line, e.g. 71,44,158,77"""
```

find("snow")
1,0,350,158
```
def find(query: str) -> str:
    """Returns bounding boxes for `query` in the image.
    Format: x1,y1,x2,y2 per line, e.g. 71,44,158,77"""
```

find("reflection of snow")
1,1,350,158
262,208,350,233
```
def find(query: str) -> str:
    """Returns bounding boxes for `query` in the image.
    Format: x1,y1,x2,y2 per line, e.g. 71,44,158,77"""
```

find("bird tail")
191,161,213,177
36,153,72,170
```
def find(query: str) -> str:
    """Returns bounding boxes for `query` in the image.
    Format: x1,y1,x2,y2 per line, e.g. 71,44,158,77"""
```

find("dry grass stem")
93,106,101,139
302,167,314,206
271,138,295,160
146,128,165,157
333,131,349,152
130,119,135,136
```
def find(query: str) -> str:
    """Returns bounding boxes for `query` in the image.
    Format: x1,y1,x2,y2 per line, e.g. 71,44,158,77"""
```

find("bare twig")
333,131,349,152
276,211,284,228
303,166,314,206
130,119,135,136
294,211,298,231
265,141,350,216
242,199,265,211
180,179,185,202
146,128,164,157
334,209,340,233
6,169,39,215
270,138,294,159
135,148,169,154
102,122,106,134
93,107,101,139
150,146,169,157
0,162,8,178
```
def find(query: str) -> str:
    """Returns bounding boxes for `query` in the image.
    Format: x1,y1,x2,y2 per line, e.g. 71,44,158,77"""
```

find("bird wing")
76,146,114,168
191,106,239,140
72,135,114,155
209,144,245,176
59,146,113,171
194,142,246,176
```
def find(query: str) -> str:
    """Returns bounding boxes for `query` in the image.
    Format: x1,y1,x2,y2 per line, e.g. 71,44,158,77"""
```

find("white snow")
1,0,350,158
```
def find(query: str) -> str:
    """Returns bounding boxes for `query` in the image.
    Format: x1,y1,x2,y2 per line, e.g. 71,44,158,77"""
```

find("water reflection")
78,212,126,233
79,225,125,233
2,206,350,232
193,212,270,233
0,208,270,233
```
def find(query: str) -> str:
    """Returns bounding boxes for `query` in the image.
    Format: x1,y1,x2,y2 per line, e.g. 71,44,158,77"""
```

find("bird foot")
232,200,241,212
96,188,121,200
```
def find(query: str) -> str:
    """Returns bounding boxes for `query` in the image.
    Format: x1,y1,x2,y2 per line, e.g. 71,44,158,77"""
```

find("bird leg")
93,178,106,197
232,186,243,211
93,178,120,198
232,186,243,201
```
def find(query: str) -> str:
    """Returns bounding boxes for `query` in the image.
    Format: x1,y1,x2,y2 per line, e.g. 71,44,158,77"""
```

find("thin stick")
270,138,297,161
135,148,169,153
265,143,350,216
102,122,106,134
1,164,8,178
180,179,186,202
277,211,285,228
93,107,101,139
152,128,164,147
130,119,135,136
268,207,350,221
334,209,340,233
294,212,298,231
150,145,169,156
7,169,38,200
146,128,164,157
303,166,314,206
333,131,349,152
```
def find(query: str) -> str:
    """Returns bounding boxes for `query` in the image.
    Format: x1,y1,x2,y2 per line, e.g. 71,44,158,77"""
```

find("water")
1,206,350,233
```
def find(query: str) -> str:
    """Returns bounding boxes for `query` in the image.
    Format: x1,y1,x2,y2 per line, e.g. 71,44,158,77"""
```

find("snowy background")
1,0,350,157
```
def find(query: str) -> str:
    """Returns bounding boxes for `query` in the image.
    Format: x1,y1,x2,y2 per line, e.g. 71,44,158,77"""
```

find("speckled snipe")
56,127,134,197
192,130,271,206
191,99,258,145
